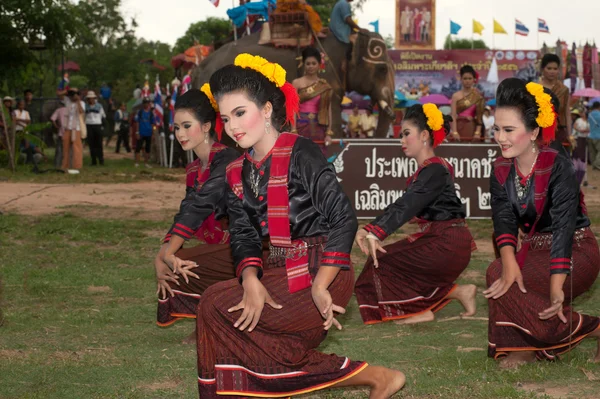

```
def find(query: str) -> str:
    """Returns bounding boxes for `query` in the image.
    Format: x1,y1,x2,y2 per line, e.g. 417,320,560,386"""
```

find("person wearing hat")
571,107,590,186
85,90,107,166
62,88,85,171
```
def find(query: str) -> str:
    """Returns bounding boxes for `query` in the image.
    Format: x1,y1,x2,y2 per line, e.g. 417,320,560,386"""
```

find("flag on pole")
153,80,163,127
450,20,462,35
515,19,529,36
368,20,379,33
473,19,484,35
208,0,219,7
493,19,507,34
538,18,550,33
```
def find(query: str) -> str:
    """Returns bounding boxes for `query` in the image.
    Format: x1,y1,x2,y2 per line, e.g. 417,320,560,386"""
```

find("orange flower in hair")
200,83,218,112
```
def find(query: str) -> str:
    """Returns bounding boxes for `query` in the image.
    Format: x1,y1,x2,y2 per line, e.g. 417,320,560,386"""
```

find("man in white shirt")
13,100,31,132
360,107,378,138
85,91,106,166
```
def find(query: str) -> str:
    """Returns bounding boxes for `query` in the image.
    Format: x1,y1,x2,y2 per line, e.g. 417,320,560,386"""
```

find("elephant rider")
329,0,368,87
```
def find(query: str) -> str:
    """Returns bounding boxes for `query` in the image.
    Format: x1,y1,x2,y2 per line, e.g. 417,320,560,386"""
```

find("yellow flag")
473,19,484,35
493,19,507,34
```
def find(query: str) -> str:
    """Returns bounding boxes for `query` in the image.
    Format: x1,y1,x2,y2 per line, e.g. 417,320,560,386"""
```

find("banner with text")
326,140,498,219
388,49,540,99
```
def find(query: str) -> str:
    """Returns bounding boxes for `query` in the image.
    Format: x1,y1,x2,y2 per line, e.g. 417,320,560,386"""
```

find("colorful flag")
493,19,507,34
169,86,177,132
473,19,484,35
515,19,529,36
368,20,379,34
450,20,462,35
208,0,219,7
538,18,550,33
153,81,163,127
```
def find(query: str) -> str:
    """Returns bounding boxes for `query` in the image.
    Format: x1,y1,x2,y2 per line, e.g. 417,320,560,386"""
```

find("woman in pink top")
450,65,485,141
292,47,333,153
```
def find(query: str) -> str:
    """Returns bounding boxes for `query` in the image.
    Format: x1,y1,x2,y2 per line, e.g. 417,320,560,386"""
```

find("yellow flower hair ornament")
422,103,446,147
234,53,300,127
200,83,223,141
525,82,557,143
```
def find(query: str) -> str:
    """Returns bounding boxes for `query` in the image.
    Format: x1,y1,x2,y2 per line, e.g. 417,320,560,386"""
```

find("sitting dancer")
195,54,405,398
484,78,600,368
155,88,238,341
354,104,477,325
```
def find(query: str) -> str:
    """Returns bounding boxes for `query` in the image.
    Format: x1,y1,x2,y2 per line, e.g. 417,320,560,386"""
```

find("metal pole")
169,134,174,168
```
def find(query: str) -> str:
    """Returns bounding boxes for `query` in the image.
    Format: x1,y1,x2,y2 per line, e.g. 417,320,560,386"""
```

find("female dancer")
539,53,573,147
196,54,404,398
450,65,485,141
292,47,333,152
155,88,238,339
484,78,600,369
354,103,477,325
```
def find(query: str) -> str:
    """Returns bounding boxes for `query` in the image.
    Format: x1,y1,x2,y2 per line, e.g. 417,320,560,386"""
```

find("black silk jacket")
491,152,590,274
227,137,358,278
365,163,465,241
168,147,240,240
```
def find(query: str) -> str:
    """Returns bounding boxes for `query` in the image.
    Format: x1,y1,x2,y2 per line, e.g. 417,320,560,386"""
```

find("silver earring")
204,135,209,144
531,143,536,153
423,141,427,146
265,121,271,134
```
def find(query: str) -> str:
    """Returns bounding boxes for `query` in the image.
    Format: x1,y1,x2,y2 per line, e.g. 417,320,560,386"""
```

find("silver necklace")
514,154,538,200
249,166,262,197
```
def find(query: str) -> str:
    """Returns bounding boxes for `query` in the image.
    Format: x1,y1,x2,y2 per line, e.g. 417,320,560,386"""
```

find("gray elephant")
192,31,395,138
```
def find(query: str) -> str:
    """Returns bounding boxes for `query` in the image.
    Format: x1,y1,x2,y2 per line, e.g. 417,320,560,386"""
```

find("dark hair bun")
496,77,559,131
403,104,452,145
301,47,321,64
210,64,288,130
460,65,476,78
174,88,217,137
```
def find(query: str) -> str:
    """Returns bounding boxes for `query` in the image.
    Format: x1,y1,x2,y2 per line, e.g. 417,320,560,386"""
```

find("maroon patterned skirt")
196,237,367,398
487,227,600,360
156,243,236,327
355,219,474,324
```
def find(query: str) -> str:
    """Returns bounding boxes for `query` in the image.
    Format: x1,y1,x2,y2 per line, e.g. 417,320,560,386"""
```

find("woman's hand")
312,286,345,331
163,253,199,284
483,261,527,299
228,275,282,332
155,254,179,298
539,288,567,323
355,229,387,267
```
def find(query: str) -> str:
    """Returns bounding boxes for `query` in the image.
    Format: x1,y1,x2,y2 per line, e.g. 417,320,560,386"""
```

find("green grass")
1,211,600,398
0,148,182,184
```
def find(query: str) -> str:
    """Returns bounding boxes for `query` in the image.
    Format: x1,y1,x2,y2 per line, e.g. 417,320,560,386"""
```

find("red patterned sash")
226,133,310,293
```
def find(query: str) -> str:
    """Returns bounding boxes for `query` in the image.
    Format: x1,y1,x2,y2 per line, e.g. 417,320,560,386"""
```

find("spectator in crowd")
13,99,31,132
1,96,14,131
23,89,39,124
360,106,378,138
482,106,495,142
20,138,46,167
571,108,590,186
50,99,68,168
62,88,85,171
134,98,156,168
587,102,600,170
348,105,361,137
104,98,117,147
163,95,185,167
85,91,106,166
114,102,131,153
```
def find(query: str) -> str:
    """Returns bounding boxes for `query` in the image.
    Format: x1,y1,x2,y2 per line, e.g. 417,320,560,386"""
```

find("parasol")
419,94,450,105
572,88,600,98
171,53,195,69
184,44,213,66
57,61,80,72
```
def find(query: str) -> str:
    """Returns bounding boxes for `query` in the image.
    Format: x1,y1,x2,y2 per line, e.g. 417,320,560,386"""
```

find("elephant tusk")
379,100,389,110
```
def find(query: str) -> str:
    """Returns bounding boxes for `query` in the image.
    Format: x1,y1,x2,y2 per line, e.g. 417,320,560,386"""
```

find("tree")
174,18,232,54
444,36,489,50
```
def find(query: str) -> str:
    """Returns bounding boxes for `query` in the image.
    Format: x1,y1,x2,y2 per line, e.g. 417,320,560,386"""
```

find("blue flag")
368,20,379,33
450,20,462,35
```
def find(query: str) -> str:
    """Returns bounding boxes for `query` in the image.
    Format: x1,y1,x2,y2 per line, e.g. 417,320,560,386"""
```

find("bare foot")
369,367,406,399
182,330,196,345
455,284,477,317
498,351,536,369
394,310,434,325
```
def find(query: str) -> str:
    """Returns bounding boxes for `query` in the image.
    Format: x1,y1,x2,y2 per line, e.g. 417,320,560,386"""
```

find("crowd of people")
148,49,600,398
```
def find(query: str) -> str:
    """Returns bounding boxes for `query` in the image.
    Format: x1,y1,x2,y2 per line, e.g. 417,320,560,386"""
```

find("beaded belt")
522,227,586,251
298,112,317,120
268,240,322,261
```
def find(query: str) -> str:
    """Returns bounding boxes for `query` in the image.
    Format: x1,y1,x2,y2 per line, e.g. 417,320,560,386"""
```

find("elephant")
191,31,396,138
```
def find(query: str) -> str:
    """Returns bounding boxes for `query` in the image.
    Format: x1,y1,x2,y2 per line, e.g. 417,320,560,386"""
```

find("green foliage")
444,35,489,50
173,17,232,54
